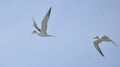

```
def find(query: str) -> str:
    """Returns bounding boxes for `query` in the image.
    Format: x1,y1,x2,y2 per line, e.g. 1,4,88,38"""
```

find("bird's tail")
47,35,54,37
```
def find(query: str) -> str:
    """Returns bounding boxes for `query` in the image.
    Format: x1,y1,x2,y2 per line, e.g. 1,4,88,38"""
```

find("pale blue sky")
0,0,120,67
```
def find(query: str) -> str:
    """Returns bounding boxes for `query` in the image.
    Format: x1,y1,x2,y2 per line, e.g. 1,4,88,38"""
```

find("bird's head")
94,36,99,39
32,30,37,34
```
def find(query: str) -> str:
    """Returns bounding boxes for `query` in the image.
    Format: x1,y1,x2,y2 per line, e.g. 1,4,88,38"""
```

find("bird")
32,7,52,37
93,35,118,57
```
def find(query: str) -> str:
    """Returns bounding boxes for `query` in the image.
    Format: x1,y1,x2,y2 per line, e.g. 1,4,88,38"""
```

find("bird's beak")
32,32,34,34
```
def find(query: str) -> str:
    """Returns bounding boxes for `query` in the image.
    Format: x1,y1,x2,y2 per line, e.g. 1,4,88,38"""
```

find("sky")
0,0,120,67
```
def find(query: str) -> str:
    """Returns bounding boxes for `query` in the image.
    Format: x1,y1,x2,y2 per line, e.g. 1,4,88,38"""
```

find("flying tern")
93,35,118,57
32,7,52,37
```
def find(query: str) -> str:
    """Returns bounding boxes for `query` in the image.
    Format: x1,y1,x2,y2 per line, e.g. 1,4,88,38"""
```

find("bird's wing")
103,35,119,47
111,40,119,47
94,41,105,57
102,35,110,40
32,18,41,32
41,7,52,33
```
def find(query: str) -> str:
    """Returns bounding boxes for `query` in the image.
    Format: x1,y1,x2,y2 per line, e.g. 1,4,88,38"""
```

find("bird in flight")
93,35,118,57
32,7,52,37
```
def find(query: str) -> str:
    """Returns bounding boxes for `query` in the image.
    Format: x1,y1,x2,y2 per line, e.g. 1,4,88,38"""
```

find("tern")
93,35,118,57
32,7,52,37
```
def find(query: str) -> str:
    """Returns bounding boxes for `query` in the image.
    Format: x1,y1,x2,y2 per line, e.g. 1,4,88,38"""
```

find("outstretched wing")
41,7,52,33
94,41,105,57
111,40,119,47
32,18,41,32
103,35,119,47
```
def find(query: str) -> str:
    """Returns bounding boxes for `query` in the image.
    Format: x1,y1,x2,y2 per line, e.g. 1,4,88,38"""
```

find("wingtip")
111,41,119,47
32,17,36,25
100,51,105,57
49,7,52,12
50,6,52,9
47,6,52,16
102,54,105,57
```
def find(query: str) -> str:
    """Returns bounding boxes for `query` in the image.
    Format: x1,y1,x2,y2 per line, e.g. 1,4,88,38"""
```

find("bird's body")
32,7,52,37
93,35,118,57
32,30,50,37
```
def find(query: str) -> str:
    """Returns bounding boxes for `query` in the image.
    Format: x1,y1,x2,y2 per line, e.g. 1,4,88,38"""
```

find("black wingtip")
100,52,105,57
102,55,105,57
49,6,52,13
47,6,52,16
